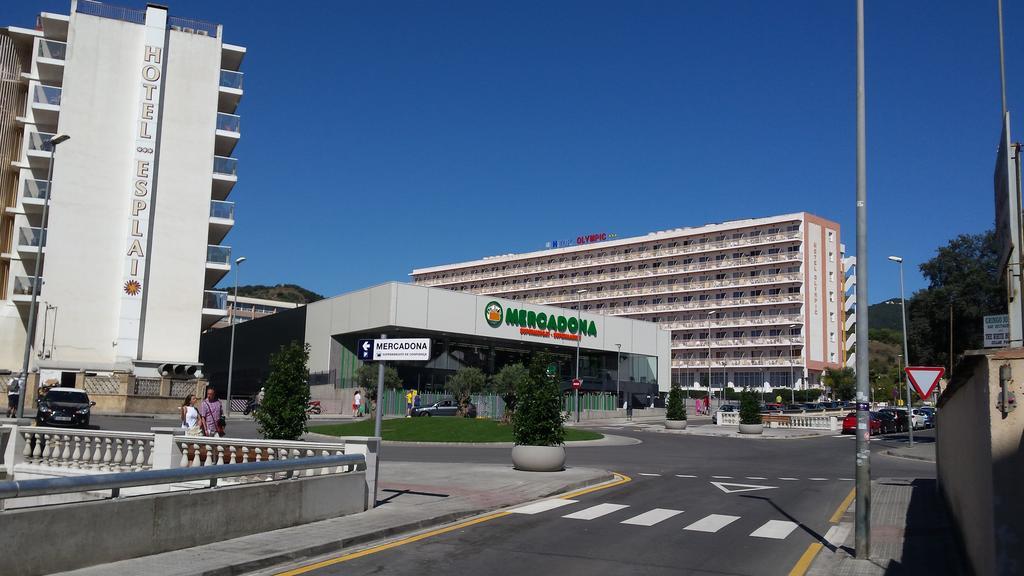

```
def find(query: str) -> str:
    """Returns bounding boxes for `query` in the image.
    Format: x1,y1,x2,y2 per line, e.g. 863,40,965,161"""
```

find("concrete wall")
0,470,367,576
937,349,1024,576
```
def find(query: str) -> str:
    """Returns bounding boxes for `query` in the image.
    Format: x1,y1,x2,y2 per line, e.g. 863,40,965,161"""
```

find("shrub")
448,367,487,416
666,384,686,420
739,389,762,425
354,363,403,405
256,341,311,440
513,353,566,446
491,363,530,422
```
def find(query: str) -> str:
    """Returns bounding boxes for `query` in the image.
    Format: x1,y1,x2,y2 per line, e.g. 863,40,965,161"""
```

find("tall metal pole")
789,323,799,404
998,0,1008,118
575,290,585,422
225,256,245,420
894,259,913,445
18,134,67,419
707,311,714,409
615,343,621,408
854,0,872,559
373,333,386,507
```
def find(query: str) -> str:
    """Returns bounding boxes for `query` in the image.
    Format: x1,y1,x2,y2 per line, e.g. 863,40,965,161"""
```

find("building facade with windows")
209,295,302,330
412,212,854,391
0,1,244,384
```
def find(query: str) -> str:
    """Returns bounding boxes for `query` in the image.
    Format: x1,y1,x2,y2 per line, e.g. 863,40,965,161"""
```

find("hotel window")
716,254,726,261
733,331,744,338
751,289,763,297
788,287,800,294
716,273,726,280
768,248,781,254
716,293,726,300
768,228,780,234
653,298,663,304
769,329,782,336
751,330,764,337
684,258,694,265
787,245,800,252
699,256,710,263
787,224,800,232
733,291,744,298
769,288,781,295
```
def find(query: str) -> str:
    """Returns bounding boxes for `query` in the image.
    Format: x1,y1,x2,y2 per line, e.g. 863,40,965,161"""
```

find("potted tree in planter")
511,353,566,471
738,388,763,435
665,383,687,429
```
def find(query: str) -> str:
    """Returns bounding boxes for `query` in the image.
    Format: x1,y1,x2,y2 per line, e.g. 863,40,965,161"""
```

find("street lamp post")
788,324,799,404
225,256,246,420
18,133,69,419
888,255,913,446
575,289,587,423
707,310,715,409
615,343,622,409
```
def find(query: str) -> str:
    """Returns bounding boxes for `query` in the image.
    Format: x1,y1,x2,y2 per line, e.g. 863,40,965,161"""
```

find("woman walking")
179,394,204,466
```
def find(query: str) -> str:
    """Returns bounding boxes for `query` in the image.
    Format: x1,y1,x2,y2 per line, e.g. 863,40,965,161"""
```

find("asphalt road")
88,415,350,437
275,426,933,576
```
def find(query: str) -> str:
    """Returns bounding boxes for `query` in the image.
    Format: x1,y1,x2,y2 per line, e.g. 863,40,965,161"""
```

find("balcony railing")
216,112,240,133
18,227,46,248
210,200,235,220
526,275,805,306
22,179,48,200
671,358,802,369
13,277,39,296
37,39,67,60
206,245,231,265
32,85,62,106
203,290,227,310
220,70,244,90
415,231,805,285
213,156,237,176
610,300,804,319
656,313,805,331
27,132,57,152
670,335,805,349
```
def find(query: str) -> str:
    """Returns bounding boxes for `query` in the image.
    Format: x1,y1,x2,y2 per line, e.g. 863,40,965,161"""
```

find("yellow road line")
276,473,631,575
830,487,856,524
787,543,823,576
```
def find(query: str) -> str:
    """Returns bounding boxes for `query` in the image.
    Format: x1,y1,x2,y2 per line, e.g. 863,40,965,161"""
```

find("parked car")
412,399,458,417
918,406,936,427
878,409,908,433
714,404,739,424
842,411,882,435
761,402,784,413
821,402,842,411
874,410,900,434
36,387,94,428
783,404,805,412
801,403,826,412
910,408,929,429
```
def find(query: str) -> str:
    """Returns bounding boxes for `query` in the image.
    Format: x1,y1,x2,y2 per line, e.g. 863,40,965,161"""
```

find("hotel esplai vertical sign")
117,6,167,359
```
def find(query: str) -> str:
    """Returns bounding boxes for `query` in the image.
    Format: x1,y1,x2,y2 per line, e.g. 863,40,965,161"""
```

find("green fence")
562,393,619,413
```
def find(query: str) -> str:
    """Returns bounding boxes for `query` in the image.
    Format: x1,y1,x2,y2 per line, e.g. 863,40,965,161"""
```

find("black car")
36,388,94,428
873,410,899,434
878,409,908,433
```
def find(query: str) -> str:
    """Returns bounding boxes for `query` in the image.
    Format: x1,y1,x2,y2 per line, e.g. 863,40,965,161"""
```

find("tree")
739,389,762,425
666,384,686,421
513,353,566,446
908,230,1003,371
823,367,856,402
491,363,529,422
448,367,487,416
256,341,311,441
354,363,403,406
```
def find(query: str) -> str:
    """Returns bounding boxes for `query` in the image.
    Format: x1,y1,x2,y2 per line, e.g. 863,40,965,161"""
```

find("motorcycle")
306,400,322,415
242,398,258,416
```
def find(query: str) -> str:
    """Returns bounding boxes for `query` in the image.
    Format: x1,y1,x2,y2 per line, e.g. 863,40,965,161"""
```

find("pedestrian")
413,390,421,413
6,374,21,418
199,387,225,437
405,389,414,418
353,389,362,418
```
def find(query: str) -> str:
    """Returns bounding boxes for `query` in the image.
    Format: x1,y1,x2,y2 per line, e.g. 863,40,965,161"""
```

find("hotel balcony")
658,313,804,331
31,84,62,127
25,132,58,171
16,227,46,259
415,230,804,285
201,289,228,328
218,69,243,114
11,276,39,304
671,357,803,369
205,244,231,288
670,335,805,350
208,200,235,244
35,39,66,86
214,113,240,156
211,155,237,200
529,276,804,306
20,179,49,214
610,298,803,319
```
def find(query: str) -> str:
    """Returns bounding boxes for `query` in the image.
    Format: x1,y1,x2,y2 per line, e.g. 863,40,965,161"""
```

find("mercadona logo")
485,301,503,328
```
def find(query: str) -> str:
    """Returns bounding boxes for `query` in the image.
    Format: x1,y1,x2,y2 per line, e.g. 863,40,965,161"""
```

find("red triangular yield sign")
905,366,945,399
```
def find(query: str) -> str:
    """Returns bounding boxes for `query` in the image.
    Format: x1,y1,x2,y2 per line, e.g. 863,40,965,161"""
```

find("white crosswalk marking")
509,499,577,514
825,522,852,547
746,476,766,480
563,503,629,520
638,473,661,477
711,475,732,479
808,478,828,481
750,520,799,539
676,474,697,478
683,514,740,533
620,508,684,526
778,478,799,481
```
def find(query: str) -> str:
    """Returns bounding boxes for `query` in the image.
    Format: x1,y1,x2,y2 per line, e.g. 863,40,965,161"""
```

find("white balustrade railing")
175,436,349,474
519,273,805,304
19,427,155,472
715,412,841,430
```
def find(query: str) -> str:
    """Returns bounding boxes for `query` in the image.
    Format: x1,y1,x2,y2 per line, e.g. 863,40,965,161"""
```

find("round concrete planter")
512,445,566,472
665,420,687,430
738,423,764,435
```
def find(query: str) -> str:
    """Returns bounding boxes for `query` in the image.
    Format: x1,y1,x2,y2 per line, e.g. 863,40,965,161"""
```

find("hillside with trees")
231,284,325,304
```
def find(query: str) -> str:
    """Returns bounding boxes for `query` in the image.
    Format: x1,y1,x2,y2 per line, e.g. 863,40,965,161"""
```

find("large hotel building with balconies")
412,213,856,392
0,1,243,381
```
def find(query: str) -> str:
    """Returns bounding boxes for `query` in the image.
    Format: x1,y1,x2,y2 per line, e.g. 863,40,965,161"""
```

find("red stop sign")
572,378,582,389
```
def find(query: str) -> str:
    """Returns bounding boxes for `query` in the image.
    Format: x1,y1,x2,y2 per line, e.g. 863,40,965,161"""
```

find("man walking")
6,374,21,418
200,387,225,437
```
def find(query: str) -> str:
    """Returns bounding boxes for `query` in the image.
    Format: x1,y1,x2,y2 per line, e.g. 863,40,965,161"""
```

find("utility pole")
854,0,872,559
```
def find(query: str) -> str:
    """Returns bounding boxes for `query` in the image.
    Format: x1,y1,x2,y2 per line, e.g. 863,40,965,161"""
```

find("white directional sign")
357,338,431,361
984,314,1010,348
710,482,779,494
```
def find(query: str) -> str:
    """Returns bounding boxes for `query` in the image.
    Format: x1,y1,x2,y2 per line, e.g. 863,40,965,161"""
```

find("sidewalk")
808,478,965,575
53,461,614,576
881,440,936,463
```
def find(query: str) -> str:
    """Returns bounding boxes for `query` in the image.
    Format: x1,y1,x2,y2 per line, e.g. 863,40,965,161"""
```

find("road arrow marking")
710,481,779,494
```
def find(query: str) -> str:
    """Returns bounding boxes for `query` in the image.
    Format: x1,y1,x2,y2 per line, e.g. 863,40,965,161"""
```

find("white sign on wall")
357,339,431,361
984,314,1010,348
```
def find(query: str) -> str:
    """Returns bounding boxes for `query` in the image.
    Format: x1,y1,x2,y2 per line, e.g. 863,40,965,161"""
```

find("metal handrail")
0,453,365,503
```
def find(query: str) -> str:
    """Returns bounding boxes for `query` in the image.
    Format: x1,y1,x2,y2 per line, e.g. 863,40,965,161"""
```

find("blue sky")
6,1,1023,303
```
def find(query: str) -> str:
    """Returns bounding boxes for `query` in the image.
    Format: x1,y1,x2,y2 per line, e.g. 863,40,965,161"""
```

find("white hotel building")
413,213,857,391
0,1,244,382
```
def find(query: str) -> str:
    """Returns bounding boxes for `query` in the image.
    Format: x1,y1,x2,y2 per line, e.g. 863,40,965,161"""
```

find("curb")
304,432,636,448
195,471,617,576
881,449,936,463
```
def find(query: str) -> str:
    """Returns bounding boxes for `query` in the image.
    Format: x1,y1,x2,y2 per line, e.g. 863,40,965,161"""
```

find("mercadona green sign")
485,301,597,338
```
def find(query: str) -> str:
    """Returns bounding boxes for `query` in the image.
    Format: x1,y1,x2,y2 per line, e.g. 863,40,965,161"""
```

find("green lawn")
310,417,603,443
